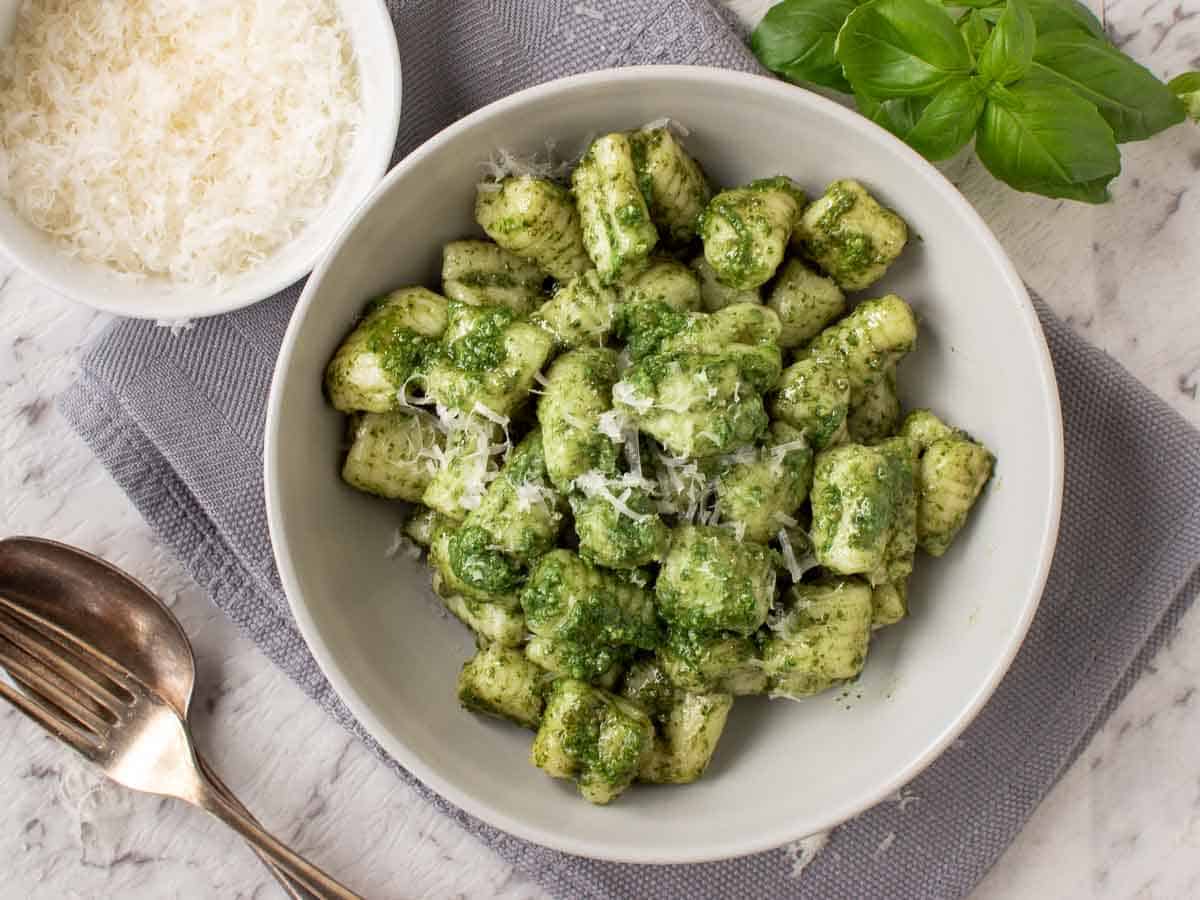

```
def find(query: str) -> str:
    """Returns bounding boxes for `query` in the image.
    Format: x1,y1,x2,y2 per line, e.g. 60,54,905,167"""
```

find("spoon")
0,536,315,899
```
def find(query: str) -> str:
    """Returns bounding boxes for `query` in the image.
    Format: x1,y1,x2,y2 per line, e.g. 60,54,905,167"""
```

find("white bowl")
265,67,1064,863
0,0,400,320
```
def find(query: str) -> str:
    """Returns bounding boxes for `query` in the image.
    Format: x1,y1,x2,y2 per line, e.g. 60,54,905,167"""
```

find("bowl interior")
0,0,399,319
267,68,1061,863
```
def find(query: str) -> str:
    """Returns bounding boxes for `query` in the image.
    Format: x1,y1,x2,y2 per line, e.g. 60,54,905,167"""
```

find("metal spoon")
0,536,328,899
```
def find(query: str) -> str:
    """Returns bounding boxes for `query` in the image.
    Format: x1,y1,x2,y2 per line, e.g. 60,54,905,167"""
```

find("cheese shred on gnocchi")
322,123,995,805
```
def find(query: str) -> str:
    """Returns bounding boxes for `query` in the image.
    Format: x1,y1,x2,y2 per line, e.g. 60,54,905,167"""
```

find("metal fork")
0,594,360,899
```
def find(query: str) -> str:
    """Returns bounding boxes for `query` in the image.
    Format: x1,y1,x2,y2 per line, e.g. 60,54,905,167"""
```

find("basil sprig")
751,0,1193,202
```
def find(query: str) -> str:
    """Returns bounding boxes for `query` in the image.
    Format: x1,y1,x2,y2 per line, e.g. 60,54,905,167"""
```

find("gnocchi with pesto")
322,123,995,806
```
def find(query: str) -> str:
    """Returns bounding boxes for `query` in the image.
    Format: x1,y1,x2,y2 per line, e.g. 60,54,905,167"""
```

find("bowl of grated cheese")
0,0,400,319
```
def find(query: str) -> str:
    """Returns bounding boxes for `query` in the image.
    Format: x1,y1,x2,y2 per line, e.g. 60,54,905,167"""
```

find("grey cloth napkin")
56,1,1200,897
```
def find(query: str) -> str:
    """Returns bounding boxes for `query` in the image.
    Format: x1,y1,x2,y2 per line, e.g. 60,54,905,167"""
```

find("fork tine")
0,597,133,709
0,636,113,736
0,668,100,756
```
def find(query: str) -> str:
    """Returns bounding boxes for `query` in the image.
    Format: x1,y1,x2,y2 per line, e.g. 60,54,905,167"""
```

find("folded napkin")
59,1,1200,897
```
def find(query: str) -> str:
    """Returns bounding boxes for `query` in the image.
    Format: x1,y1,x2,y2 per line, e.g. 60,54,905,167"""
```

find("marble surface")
2,1,1199,897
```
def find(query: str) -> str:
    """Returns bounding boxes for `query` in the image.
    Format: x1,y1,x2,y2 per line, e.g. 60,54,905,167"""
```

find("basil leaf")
858,78,983,160
978,0,1035,85
959,10,993,60
751,0,859,93
976,80,1120,202
1031,32,1186,142
942,0,1002,7
856,93,931,134
836,0,973,98
905,78,987,159
1167,72,1200,121
1023,0,1106,40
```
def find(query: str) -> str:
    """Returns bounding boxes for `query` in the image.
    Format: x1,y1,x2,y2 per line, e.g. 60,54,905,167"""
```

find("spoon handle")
192,764,362,900
197,752,314,900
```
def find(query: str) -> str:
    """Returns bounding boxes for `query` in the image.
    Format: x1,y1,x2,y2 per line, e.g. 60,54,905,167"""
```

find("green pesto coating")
770,357,851,450
809,442,910,578
689,254,761,312
917,437,995,557
521,550,660,681
420,418,502,521
846,366,901,444
657,302,783,394
340,411,443,502
458,429,564,564
447,525,527,597
524,635,630,687
537,347,621,490
899,409,994,556
457,644,546,729
715,421,815,544
638,690,733,784
570,488,671,569
801,294,918,406
797,179,909,292
429,570,525,646
429,524,521,606
531,678,654,804
661,302,783,354
766,258,846,348
618,257,702,311
614,351,771,459
572,133,659,283
475,176,591,280
403,506,449,548
761,578,874,698
900,408,963,451
613,299,690,362
869,436,918,586
700,176,805,290
532,269,619,349
656,525,777,636
618,657,677,719
423,301,553,416
658,631,768,695
441,240,547,315
324,287,449,413
628,127,712,245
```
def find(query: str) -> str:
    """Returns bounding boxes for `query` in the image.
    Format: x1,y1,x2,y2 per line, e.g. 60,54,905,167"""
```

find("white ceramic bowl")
265,67,1063,863
0,0,400,320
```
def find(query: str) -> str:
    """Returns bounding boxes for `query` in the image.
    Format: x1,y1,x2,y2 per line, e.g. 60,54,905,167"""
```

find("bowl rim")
264,64,1065,864
0,0,401,321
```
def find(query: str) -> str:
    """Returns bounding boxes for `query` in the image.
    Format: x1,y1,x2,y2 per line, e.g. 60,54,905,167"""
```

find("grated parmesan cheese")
597,408,630,443
777,528,819,582
612,381,653,413
0,0,361,285
572,470,651,522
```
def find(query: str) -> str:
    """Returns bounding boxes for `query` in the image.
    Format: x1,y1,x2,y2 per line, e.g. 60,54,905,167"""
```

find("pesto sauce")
449,525,524,594
448,305,515,372
614,300,689,361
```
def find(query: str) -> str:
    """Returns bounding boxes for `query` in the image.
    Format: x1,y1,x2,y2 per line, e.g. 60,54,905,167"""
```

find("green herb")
864,77,986,160
1031,32,1186,142
975,80,1120,202
958,10,992,58
1169,72,1200,121
751,0,1195,202
836,0,973,97
977,0,1034,85
751,0,860,92
1021,0,1104,40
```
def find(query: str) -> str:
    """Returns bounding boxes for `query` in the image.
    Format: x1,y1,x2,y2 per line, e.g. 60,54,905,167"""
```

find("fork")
0,595,361,899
